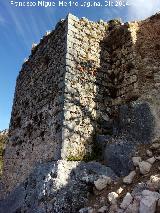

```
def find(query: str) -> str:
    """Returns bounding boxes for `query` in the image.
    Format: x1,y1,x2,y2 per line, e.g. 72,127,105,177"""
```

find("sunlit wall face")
0,0,160,131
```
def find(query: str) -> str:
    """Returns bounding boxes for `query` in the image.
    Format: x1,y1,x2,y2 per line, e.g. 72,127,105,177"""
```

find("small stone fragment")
146,150,153,157
99,197,106,206
94,176,112,191
108,192,119,204
117,187,124,195
108,203,118,213
146,157,156,165
123,171,136,184
79,207,94,213
98,206,108,213
138,161,152,175
151,143,160,149
155,156,160,160
147,174,160,190
125,199,140,213
132,157,142,166
120,193,133,209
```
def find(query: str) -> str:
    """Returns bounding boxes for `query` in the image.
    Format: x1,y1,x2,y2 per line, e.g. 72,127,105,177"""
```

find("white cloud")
127,0,160,21
1,1,56,49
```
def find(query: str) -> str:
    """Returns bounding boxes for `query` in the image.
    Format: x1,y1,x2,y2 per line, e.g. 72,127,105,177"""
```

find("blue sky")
0,0,160,130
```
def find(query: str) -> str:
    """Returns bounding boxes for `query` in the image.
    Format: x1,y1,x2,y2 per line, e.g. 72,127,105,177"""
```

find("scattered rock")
139,190,160,213
117,187,124,195
132,157,142,166
98,206,108,213
108,192,119,204
125,198,139,213
132,183,148,197
147,175,160,190
99,197,106,206
151,143,160,149
155,156,160,160
108,203,118,213
123,171,136,184
142,190,160,199
146,150,153,157
94,176,112,191
138,161,152,175
79,207,94,213
120,193,133,209
146,157,156,165
104,139,135,176
77,162,118,183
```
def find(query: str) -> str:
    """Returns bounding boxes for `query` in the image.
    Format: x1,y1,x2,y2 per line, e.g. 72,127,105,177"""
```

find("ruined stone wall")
132,14,160,139
61,14,109,160
3,13,160,195
3,14,110,194
102,13,160,142
102,23,138,108
3,19,68,193
101,15,160,108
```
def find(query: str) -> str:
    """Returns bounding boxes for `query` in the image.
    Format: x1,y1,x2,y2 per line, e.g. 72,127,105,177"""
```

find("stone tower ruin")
2,13,160,195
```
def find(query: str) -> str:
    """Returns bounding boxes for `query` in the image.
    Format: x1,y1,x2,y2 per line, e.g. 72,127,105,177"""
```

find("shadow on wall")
63,86,99,161
62,18,156,176
95,18,156,176
0,160,118,213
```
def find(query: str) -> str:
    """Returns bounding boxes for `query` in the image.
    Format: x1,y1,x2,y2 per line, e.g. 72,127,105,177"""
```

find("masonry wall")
132,14,160,139
102,14,160,141
105,15,160,106
3,14,110,194
61,14,109,159
3,13,160,195
3,19,68,193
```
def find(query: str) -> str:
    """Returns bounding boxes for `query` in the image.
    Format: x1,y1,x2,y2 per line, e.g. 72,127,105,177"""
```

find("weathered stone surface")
139,161,152,175
132,157,142,166
146,150,153,157
132,183,148,197
151,143,160,149
94,176,112,191
98,206,108,213
0,161,117,213
147,175,160,190
155,156,160,160
79,207,94,213
75,161,118,184
108,203,119,213
120,193,133,210
104,139,135,176
117,187,124,195
113,102,155,144
123,171,136,184
146,157,156,165
139,190,160,213
2,13,109,195
124,199,139,213
108,192,119,204
157,199,160,213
